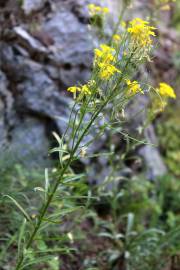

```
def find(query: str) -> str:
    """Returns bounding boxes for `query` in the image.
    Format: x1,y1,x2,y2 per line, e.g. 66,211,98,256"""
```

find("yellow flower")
67,86,81,93
102,7,109,13
81,84,91,95
112,34,121,42
157,82,176,99
88,4,109,16
88,4,101,14
152,82,176,114
94,44,115,57
97,44,115,55
94,44,115,65
99,63,121,80
126,79,143,95
67,83,92,97
128,18,156,47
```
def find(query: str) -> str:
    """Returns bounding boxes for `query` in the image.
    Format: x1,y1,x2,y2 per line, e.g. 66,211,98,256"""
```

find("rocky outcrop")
125,94,167,180
0,71,10,152
22,0,46,15
0,0,170,180
0,0,95,168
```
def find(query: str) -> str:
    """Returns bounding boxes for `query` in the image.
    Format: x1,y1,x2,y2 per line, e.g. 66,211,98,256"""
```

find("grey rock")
0,42,30,83
138,125,167,180
125,95,167,179
125,94,149,132
0,101,6,150
22,0,45,15
14,60,101,154
13,58,71,132
1,40,105,154
0,0,168,178
0,71,13,116
87,158,132,190
0,0,109,171
45,65,60,80
14,26,48,54
41,8,93,86
43,10,93,65
10,117,50,168
0,70,14,150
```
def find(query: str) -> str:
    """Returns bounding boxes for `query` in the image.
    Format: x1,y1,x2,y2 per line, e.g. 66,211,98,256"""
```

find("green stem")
15,96,110,270
15,159,71,270
15,30,135,269
109,4,126,45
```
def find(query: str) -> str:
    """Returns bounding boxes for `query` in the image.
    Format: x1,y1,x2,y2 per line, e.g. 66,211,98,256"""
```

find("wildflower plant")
5,3,176,270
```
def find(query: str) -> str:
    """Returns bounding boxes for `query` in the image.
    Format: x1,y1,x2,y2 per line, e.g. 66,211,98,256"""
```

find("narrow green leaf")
3,195,32,222
126,213,134,236
21,255,55,269
63,173,85,183
18,218,27,258
44,168,49,201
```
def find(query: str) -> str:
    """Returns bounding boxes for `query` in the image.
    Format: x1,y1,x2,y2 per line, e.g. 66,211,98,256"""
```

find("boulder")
22,0,45,15
0,70,15,149
10,117,50,168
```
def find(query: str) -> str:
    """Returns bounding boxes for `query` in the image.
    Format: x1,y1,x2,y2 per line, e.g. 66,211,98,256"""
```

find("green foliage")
172,0,180,31
172,51,180,72
156,175,180,228
87,174,180,270
17,0,23,7
0,162,88,269
1,159,180,269
157,109,180,176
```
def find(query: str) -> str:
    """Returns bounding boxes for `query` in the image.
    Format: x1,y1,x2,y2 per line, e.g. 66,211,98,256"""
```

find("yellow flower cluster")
156,82,176,99
94,44,121,80
67,86,81,94
88,4,109,16
128,18,156,47
67,80,96,97
81,84,91,95
126,79,143,95
99,63,121,80
94,44,115,64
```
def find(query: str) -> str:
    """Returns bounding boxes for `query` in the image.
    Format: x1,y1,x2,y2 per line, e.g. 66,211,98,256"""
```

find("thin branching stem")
14,92,112,270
